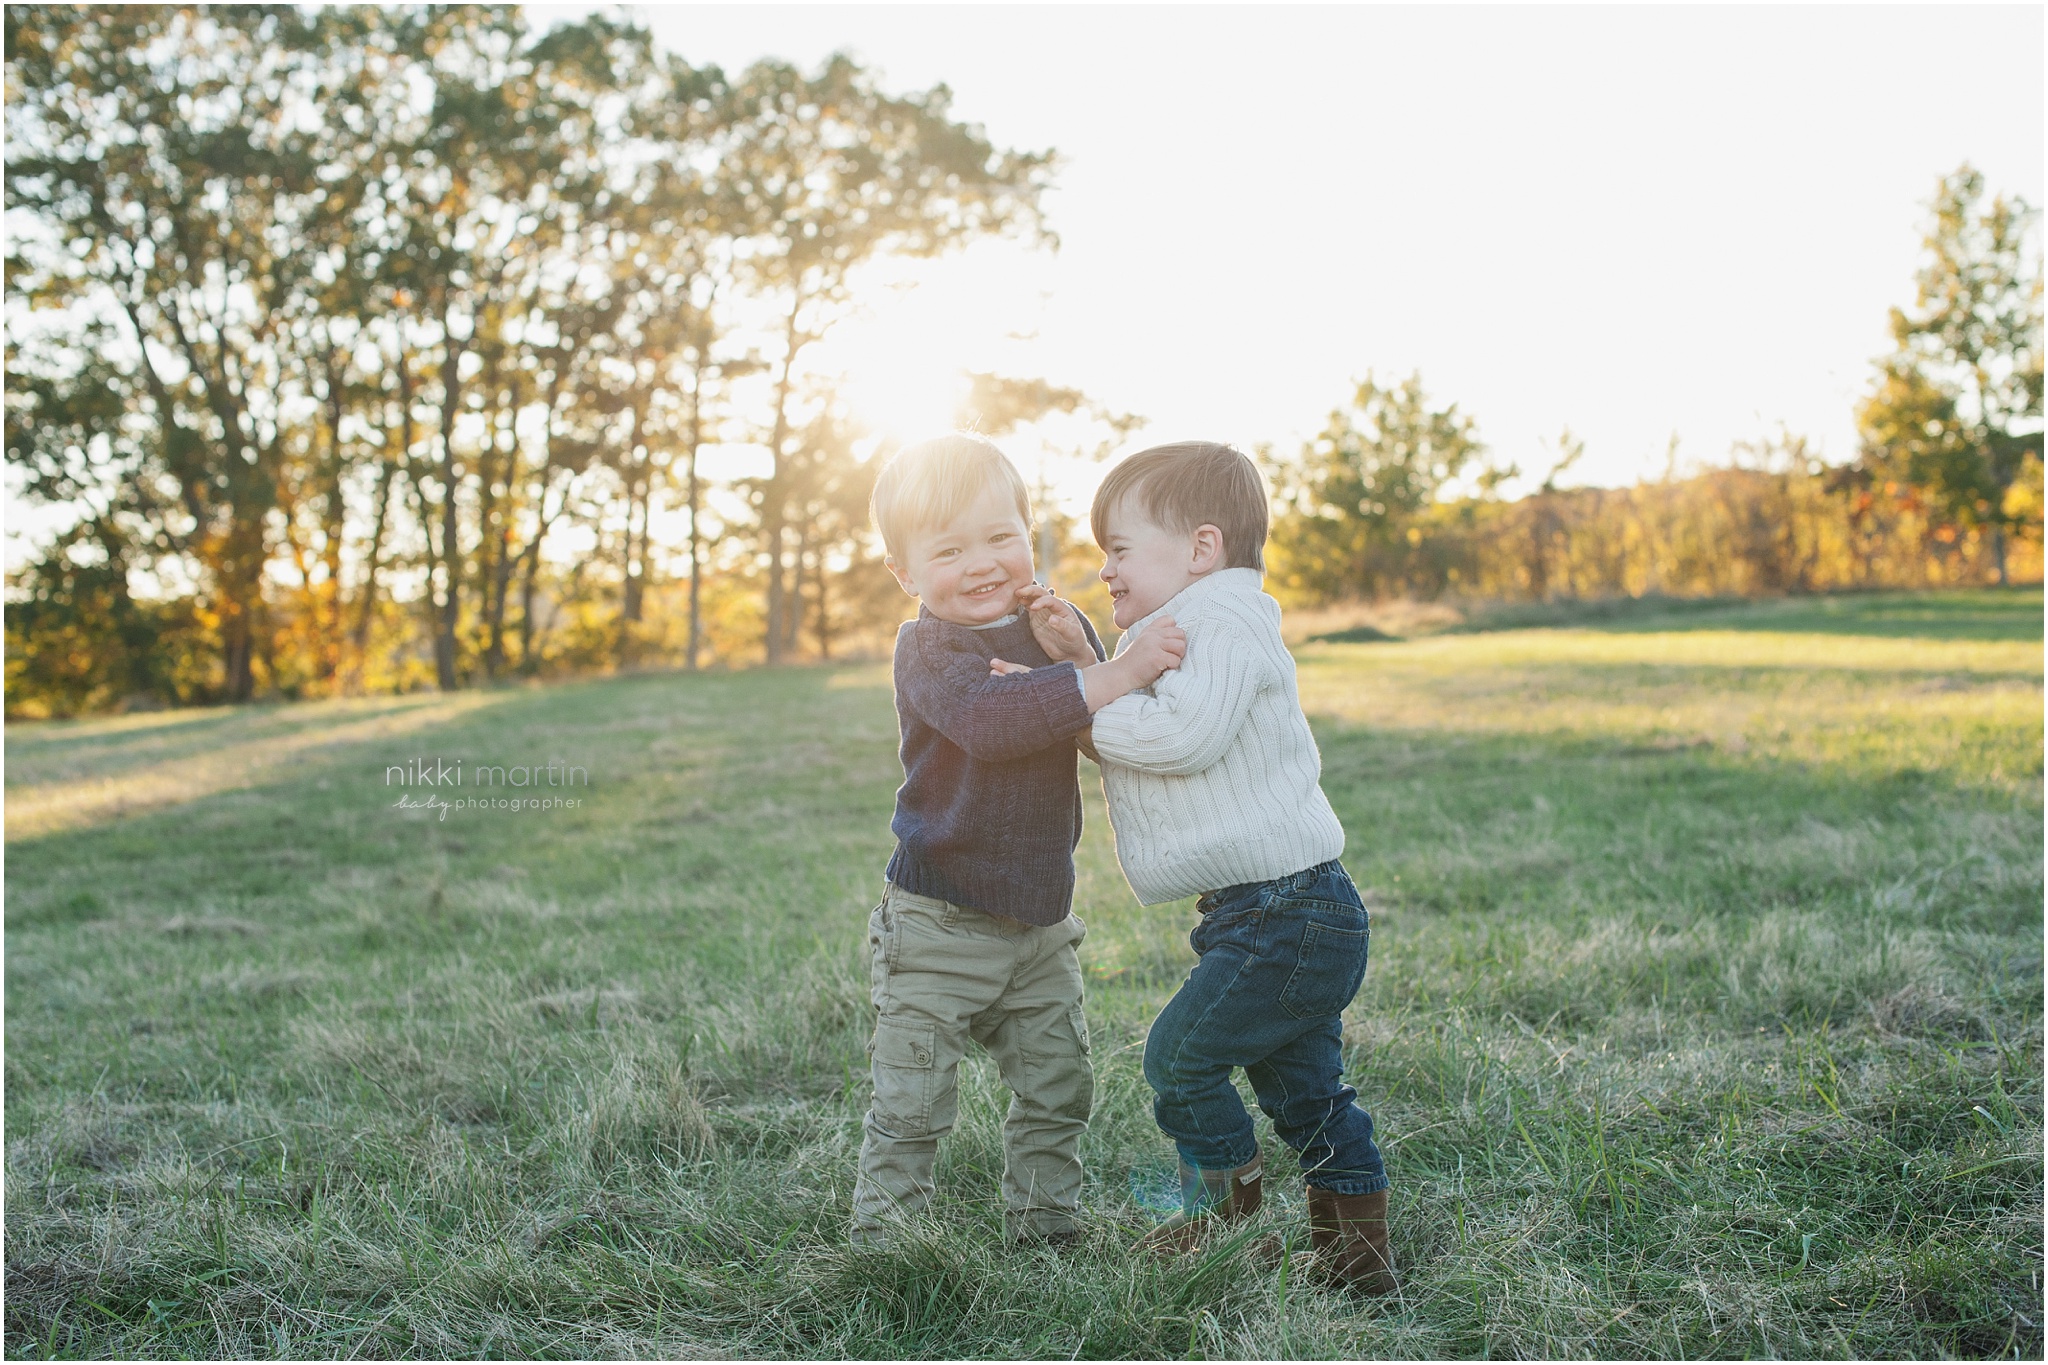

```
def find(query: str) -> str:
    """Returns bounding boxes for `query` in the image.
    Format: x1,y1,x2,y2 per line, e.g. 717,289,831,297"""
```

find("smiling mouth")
966,581,1008,600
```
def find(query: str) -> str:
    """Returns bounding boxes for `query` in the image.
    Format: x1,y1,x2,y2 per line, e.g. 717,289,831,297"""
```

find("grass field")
5,588,2042,1359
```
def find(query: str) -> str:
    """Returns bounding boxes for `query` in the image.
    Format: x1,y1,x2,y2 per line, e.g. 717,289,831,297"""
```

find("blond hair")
871,434,1032,562
1090,442,1268,572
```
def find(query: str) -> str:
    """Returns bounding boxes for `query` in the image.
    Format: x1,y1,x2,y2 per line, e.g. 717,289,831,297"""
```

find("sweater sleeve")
1088,617,1269,776
900,623,1092,763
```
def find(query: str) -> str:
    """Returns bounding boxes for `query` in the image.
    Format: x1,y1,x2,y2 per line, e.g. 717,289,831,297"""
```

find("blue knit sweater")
885,605,1107,926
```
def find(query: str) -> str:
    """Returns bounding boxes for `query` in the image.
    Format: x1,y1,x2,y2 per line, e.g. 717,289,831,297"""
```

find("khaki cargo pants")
850,884,1094,1244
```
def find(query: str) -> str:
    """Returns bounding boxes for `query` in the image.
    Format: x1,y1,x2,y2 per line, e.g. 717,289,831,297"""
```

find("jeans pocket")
869,1016,936,1132
1278,920,1370,1020
1192,886,1269,956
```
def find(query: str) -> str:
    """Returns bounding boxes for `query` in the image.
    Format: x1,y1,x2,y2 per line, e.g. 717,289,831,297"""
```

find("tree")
1267,373,1486,600
1855,164,2044,584
370,7,634,688
1520,427,1585,600
5,5,360,698
4,15,1068,708
714,54,1054,662
781,400,882,661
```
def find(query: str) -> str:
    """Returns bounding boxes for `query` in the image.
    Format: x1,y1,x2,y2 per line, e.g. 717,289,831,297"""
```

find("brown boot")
1306,1185,1396,1294
1136,1151,1264,1255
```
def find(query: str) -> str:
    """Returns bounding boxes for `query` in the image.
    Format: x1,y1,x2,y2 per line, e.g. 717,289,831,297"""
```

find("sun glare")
838,355,973,446
811,244,1061,449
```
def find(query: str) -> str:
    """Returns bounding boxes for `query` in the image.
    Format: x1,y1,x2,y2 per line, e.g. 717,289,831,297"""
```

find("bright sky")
549,1,2044,506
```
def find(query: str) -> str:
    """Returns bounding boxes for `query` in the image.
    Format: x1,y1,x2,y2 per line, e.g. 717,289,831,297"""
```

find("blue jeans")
1142,859,1387,1197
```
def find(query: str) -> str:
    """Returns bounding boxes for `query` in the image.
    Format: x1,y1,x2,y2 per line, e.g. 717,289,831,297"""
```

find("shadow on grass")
2,664,900,927
8,647,2035,941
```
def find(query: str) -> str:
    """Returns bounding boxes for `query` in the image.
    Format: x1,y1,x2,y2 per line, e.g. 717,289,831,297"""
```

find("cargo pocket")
868,1016,937,1133
868,896,899,966
1066,1001,1092,1054
1278,920,1370,1020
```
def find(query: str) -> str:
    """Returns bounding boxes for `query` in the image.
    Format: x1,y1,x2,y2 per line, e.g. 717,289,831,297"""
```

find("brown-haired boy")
1004,441,1395,1291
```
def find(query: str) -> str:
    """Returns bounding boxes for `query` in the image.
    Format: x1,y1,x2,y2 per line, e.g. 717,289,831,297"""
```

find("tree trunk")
316,356,346,683
763,299,804,665
685,359,705,672
433,333,467,692
481,401,526,680
220,603,256,702
620,396,650,631
350,452,395,686
1525,501,1549,601
217,518,267,701
519,540,543,673
814,548,831,661
787,524,810,660
353,361,411,679
622,479,647,623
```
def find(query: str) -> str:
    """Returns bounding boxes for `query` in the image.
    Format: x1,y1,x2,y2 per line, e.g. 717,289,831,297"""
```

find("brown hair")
1090,442,1268,571
870,433,1032,563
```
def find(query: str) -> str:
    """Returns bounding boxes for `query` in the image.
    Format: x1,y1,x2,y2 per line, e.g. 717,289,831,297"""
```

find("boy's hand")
1120,617,1187,686
998,617,1186,712
1078,616,1184,712
1015,583,1097,666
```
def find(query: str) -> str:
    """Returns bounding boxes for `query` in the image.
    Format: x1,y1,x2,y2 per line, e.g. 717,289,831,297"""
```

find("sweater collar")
917,603,1032,639
1122,566,1263,638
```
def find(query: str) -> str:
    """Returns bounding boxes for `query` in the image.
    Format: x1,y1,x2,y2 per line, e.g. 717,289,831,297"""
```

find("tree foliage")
1266,373,1488,600
6,24,2038,717
1854,165,2044,584
5,5,1049,713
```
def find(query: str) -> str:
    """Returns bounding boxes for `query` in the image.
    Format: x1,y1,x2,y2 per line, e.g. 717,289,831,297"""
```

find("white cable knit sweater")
1088,567,1345,905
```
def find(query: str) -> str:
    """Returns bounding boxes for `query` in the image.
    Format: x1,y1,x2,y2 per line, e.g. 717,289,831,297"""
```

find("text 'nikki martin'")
384,758,590,788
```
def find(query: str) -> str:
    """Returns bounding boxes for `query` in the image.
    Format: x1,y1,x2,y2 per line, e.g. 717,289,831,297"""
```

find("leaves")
1267,372,1487,599
6,10,1050,709
1855,165,2045,562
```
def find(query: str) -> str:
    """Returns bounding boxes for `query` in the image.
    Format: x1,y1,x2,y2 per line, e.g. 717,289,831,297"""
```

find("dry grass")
4,587,2040,1358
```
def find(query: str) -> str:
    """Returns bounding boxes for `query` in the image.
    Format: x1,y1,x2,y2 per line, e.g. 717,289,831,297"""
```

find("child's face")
1097,496,1218,629
886,484,1037,626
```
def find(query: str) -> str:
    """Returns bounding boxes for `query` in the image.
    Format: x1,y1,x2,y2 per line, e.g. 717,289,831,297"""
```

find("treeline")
5,5,1053,714
1265,166,2042,609
5,11,2041,720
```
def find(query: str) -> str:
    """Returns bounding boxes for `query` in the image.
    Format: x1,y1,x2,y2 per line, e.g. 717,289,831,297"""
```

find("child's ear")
1190,524,1226,573
885,556,919,599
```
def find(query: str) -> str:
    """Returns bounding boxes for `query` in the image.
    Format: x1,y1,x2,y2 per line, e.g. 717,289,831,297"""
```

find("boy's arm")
1076,727,1102,766
909,620,1179,761
900,627,1093,764
1087,618,1270,776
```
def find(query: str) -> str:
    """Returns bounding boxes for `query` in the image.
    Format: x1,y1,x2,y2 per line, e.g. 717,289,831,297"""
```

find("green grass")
5,587,2041,1358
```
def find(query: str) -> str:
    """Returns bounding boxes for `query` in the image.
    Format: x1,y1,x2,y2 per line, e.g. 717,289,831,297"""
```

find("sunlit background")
546,2,2044,512
4,5,2040,708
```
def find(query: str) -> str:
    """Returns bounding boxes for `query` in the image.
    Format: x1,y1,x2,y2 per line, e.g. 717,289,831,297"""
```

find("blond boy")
854,434,1185,1246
